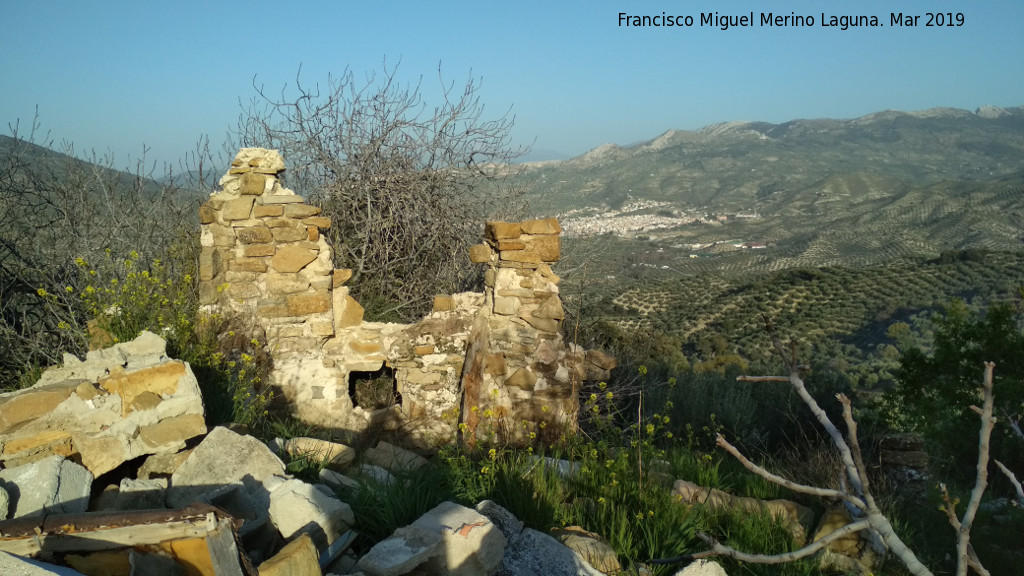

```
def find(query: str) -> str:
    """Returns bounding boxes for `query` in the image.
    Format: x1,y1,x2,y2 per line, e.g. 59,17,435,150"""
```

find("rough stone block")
520,217,562,235
336,294,365,329
486,221,522,240
522,313,560,333
229,257,268,273
243,243,276,257
468,243,493,263
497,239,527,251
356,524,442,576
0,455,93,518
115,477,167,510
208,223,236,247
411,501,506,576
484,353,508,375
286,292,331,316
533,295,565,320
302,216,331,228
349,340,383,355
271,227,309,243
501,527,605,576
363,441,428,473
432,295,455,312
675,560,729,576
98,361,185,416
239,172,267,195
0,381,80,433
307,226,319,241
269,478,354,547
271,245,318,273
283,204,322,218
276,437,355,471
222,197,256,220
310,320,335,337
198,204,216,224
332,268,353,288
138,413,207,450
550,526,621,574
253,204,284,218
586,349,617,371
167,426,286,508
235,226,273,244
227,283,261,299
500,250,542,264
258,533,320,576
260,194,305,204
266,275,310,294
523,234,561,261
493,294,519,316
506,367,537,391
413,345,436,356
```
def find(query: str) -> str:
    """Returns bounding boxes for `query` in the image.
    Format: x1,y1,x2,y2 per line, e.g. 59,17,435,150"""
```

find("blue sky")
2,1,1022,166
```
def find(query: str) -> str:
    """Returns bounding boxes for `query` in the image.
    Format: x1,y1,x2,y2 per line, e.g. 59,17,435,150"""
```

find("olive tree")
234,63,527,321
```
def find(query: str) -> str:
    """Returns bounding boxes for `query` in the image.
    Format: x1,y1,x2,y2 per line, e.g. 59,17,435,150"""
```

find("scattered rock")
167,426,286,508
356,524,442,576
269,478,354,548
550,526,621,574
258,533,321,576
0,455,92,518
363,441,428,474
500,527,605,576
410,501,506,576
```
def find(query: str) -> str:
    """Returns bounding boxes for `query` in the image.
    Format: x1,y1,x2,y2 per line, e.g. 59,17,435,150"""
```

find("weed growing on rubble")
68,250,274,434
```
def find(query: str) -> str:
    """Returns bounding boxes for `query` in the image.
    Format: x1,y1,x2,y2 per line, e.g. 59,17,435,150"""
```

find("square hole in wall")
348,366,400,409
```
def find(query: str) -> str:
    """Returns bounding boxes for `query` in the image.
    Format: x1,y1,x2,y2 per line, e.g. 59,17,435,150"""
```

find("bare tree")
233,62,527,320
649,316,1018,576
0,113,213,389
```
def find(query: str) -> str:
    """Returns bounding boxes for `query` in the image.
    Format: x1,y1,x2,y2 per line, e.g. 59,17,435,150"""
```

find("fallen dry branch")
648,519,870,566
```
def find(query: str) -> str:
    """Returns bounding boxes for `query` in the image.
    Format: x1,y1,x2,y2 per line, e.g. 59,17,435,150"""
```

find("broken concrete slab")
167,426,286,508
355,524,442,576
269,478,354,549
0,456,92,519
410,501,506,576
0,332,207,477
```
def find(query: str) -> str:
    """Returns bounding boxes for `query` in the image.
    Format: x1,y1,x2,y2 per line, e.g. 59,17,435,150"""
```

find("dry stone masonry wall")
199,149,614,447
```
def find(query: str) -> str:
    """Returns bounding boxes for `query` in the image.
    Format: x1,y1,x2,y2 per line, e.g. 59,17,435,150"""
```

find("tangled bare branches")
234,63,527,320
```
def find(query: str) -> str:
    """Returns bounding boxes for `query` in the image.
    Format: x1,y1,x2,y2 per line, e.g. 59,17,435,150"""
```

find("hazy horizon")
2,1,1022,167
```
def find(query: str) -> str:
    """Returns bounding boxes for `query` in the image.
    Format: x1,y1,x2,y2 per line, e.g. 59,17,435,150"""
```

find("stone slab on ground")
499,528,605,576
0,455,93,518
362,441,428,473
550,526,621,574
167,426,286,508
355,524,442,576
269,478,354,548
410,501,506,576
257,533,321,576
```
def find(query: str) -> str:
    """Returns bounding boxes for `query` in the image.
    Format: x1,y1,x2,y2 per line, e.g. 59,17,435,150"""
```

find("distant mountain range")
517,105,1024,210
514,105,1024,271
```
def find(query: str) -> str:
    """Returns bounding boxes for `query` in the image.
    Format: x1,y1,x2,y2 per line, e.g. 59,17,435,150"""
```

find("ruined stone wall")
199,149,613,448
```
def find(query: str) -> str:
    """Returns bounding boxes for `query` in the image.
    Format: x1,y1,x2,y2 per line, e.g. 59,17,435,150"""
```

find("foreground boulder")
0,331,206,477
357,501,506,576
